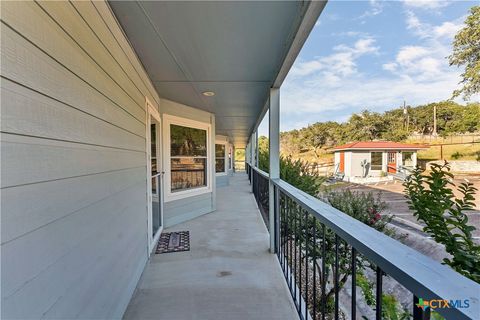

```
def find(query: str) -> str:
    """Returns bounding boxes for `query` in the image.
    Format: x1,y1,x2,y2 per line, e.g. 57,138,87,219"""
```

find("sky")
258,0,479,136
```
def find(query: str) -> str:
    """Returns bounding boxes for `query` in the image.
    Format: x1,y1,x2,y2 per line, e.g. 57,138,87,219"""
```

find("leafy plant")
326,189,393,234
257,136,324,196
357,273,375,306
451,151,464,159
431,310,446,320
382,294,410,320
404,161,480,282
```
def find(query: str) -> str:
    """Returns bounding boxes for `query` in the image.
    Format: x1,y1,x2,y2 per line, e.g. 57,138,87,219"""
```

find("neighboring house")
332,141,428,181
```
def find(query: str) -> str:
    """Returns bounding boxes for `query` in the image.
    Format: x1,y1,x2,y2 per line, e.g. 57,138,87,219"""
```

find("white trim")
163,114,212,202
146,98,163,254
215,139,228,176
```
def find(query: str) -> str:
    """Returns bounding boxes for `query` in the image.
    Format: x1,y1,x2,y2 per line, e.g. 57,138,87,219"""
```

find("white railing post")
269,87,280,253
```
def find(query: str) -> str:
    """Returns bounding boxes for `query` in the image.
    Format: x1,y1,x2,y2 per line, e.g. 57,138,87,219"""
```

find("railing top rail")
272,178,479,320
250,164,269,179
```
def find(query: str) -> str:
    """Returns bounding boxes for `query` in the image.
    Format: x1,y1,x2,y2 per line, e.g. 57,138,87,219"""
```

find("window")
371,152,383,170
164,115,212,201
215,144,226,174
402,152,414,167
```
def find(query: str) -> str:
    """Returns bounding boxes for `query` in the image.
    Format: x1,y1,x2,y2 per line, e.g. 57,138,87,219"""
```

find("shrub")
404,161,480,282
357,273,375,306
451,151,464,159
381,294,410,320
258,146,324,196
326,189,393,234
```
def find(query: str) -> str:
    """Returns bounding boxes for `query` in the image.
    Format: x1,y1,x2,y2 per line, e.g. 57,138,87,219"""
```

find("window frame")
163,114,212,202
370,151,383,171
215,140,228,176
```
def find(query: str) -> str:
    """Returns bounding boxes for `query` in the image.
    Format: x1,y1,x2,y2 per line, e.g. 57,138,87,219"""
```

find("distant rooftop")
332,141,429,151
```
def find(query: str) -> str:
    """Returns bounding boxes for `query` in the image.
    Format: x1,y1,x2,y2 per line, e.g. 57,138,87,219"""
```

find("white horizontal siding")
0,0,161,318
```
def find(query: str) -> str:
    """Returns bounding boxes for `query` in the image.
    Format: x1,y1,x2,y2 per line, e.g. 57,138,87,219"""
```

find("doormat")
156,231,190,254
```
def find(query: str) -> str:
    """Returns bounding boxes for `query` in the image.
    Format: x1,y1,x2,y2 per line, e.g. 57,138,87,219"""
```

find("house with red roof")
332,141,428,181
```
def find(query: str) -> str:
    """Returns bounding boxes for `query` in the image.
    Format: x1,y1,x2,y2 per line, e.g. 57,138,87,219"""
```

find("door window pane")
215,144,226,173
170,124,208,192
371,152,383,170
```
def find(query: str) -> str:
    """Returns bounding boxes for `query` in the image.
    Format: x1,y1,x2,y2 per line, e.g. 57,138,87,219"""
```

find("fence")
409,134,479,144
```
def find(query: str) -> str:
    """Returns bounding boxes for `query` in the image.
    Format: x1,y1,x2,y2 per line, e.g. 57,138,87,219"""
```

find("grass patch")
417,143,480,161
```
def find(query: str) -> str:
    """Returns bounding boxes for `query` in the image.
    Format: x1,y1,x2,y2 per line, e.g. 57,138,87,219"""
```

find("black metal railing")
271,178,478,320
251,166,269,229
246,164,478,319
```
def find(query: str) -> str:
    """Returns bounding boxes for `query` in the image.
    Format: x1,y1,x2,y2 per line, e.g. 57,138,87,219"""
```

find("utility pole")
433,105,437,136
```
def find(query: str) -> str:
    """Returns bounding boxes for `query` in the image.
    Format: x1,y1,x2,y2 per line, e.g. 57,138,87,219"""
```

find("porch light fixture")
202,91,215,97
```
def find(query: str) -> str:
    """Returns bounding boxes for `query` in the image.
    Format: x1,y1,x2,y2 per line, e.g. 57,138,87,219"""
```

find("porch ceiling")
109,1,325,148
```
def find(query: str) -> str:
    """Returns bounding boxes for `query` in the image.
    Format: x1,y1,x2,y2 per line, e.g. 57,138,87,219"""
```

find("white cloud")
290,38,379,78
280,13,478,131
402,0,451,9
433,21,463,38
358,0,384,19
382,62,398,71
406,10,464,39
281,69,464,118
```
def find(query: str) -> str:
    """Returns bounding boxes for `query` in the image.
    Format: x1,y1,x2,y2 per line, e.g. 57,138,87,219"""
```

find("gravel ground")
338,174,480,239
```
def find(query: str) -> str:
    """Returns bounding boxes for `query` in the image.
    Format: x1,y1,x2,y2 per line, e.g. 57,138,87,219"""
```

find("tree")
299,122,342,159
449,6,480,100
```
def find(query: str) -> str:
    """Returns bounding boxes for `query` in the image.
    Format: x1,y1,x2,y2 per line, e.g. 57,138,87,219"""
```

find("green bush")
357,273,375,306
257,139,324,196
381,294,410,320
404,161,480,282
451,151,464,159
327,189,393,234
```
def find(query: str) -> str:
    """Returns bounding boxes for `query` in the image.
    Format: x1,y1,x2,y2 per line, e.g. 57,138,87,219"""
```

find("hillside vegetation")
279,101,480,162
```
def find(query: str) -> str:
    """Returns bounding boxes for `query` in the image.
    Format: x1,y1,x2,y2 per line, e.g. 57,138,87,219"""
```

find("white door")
146,102,163,254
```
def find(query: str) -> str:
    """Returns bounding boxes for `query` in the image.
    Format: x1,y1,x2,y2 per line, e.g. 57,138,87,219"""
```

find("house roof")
332,141,429,151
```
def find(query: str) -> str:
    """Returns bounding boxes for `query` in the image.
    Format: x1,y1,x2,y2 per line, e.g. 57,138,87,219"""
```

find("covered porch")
123,174,297,320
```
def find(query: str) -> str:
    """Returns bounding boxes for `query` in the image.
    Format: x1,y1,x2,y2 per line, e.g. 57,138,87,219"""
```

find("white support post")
251,132,256,167
251,133,255,192
269,87,280,253
255,130,259,168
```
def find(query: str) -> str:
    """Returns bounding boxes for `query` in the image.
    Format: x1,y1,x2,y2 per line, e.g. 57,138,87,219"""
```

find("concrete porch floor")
123,173,298,320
